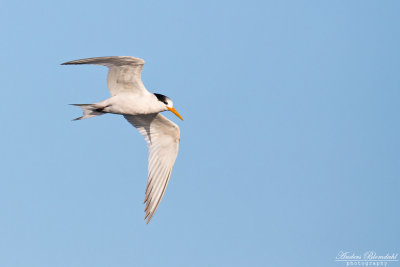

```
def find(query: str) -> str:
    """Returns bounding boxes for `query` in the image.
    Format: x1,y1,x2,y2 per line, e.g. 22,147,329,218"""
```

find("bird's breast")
103,93,164,115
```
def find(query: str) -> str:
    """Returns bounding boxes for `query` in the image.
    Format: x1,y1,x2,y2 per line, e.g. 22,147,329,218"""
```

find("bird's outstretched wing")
61,56,147,96
124,113,180,223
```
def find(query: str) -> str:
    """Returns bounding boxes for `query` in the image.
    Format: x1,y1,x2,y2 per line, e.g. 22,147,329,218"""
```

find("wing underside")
62,56,146,96
124,113,180,223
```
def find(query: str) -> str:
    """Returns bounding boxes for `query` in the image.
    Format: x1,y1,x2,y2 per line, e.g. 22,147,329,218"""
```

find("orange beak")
167,107,184,121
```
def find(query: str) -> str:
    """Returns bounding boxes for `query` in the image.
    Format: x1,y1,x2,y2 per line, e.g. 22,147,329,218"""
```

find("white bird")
62,56,183,223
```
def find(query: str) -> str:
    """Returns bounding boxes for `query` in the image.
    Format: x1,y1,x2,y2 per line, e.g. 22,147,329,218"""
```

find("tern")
62,56,183,223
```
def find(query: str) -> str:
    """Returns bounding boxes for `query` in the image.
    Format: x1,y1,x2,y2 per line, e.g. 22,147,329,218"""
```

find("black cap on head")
154,93,169,105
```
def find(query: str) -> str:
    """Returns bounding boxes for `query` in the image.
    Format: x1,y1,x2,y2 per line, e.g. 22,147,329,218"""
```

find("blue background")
0,1,399,266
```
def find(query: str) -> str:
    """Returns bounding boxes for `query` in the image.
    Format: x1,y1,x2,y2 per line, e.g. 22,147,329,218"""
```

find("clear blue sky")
0,1,399,266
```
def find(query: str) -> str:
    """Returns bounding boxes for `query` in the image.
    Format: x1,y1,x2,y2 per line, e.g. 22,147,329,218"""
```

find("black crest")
154,93,169,105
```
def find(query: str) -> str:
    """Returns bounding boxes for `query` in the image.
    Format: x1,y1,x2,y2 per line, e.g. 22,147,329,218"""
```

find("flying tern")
62,56,183,223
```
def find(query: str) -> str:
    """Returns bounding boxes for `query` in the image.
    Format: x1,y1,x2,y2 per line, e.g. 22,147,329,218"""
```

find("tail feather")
70,104,104,121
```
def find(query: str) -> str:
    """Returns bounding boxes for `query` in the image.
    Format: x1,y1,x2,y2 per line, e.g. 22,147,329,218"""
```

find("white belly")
101,93,165,115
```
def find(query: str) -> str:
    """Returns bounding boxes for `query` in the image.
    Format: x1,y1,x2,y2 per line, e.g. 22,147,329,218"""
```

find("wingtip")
144,209,156,224
61,60,80,65
144,214,150,224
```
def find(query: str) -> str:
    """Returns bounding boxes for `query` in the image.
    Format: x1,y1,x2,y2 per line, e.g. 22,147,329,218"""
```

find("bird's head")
154,93,183,121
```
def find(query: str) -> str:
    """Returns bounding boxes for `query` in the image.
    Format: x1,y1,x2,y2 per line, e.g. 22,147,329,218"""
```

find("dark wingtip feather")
146,213,154,224
60,61,76,65
61,62,78,65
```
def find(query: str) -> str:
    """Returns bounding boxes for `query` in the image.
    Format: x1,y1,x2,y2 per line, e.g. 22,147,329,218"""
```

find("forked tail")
70,104,105,121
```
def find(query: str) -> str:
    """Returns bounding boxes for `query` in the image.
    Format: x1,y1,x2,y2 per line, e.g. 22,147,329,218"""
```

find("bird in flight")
62,56,183,223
